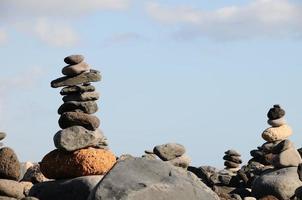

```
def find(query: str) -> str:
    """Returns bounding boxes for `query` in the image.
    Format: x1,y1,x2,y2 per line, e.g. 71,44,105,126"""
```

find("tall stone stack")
40,55,116,180
223,149,242,172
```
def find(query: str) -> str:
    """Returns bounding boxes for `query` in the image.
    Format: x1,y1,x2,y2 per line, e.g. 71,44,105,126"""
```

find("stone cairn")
40,55,116,180
143,143,191,169
223,149,242,172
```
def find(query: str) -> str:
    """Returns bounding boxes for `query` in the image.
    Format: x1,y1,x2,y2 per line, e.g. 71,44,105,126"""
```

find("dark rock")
153,143,185,161
29,175,102,200
0,147,20,180
51,70,101,88
21,197,39,200
58,112,100,131
54,126,106,152
252,167,302,200
187,166,215,187
224,161,240,168
223,155,242,164
267,104,285,120
21,164,48,184
62,62,90,76
88,157,220,200
62,91,99,102
0,133,6,141
0,179,24,199
225,149,241,156
271,139,292,154
58,101,98,114
64,55,84,65
259,196,279,200
60,85,95,95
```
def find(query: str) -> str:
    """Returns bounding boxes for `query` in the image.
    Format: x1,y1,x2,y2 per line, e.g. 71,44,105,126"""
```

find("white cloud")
146,0,302,40
0,29,8,44
33,19,78,47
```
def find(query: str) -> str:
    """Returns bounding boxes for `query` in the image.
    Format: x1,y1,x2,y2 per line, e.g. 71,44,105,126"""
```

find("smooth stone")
54,126,106,152
63,91,99,102
0,133,6,141
0,147,20,180
62,62,90,76
59,112,100,131
153,143,185,161
223,155,242,164
64,55,84,65
252,167,302,200
60,84,95,95
267,105,285,120
88,157,220,200
224,161,240,168
21,164,48,184
40,148,116,179
271,139,292,154
29,175,102,200
225,149,241,156
0,179,25,199
267,117,286,127
271,146,302,168
58,101,98,114
51,70,101,88
168,154,191,169
262,124,292,142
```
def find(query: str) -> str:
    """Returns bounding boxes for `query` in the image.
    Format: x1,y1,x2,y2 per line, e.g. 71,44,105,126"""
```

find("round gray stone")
64,55,84,65
153,143,186,161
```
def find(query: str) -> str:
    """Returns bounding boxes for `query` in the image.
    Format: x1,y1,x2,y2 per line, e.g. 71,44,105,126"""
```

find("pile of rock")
223,149,242,172
30,55,116,200
143,143,191,169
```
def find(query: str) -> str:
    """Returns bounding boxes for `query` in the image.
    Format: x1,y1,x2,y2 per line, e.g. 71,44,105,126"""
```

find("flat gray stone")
51,70,101,88
58,101,98,114
88,157,219,200
62,62,90,76
64,55,84,65
29,175,103,200
0,179,25,199
62,91,99,102
54,126,107,151
153,143,185,161
60,84,95,95
59,112,100,131
252,167,302,200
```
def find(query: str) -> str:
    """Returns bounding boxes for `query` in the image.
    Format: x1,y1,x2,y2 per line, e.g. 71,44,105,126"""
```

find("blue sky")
0,0,302,168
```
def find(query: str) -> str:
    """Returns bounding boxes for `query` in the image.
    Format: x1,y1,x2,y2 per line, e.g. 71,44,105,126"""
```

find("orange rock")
40,148,116,179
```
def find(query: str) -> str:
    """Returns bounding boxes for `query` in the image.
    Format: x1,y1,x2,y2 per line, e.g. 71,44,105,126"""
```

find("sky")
0,0,302,168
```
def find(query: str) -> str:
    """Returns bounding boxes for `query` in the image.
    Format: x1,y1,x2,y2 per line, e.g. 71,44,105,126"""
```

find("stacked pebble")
0,132,26,199
144,143,191,169
223,149,242,172
40,55,116,179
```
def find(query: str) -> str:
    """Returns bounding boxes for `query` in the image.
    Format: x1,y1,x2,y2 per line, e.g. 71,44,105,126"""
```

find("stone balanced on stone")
223,149,242,172
40,55,116,179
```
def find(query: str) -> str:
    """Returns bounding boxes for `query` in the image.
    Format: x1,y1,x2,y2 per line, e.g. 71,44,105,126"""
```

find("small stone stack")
223,149,242,172
0,132,26,199
40,55,116,180
144,143,191,169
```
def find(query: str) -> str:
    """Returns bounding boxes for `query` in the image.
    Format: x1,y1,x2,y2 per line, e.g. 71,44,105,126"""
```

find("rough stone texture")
224,161,240,168
0,133,5,141
60,85,95,95
225,149,241,156
88,157,220,200
64,55,84,65
262,124,292,142
270,139,292,154
63,91,100,102
29,175,102,200
0,179,25,199
252,167,302,200
0,147,20,180
267,105,285,120
168,154,191,169
58,101,98,114
59,112,100,131
271,146,302,168
62,62,90,76
40,148,116,179
153,143,185,161
267,117,286,127
54,126,106,152
21,164,48,184
19,181,33,196
223,155,242,164
51,70,101,88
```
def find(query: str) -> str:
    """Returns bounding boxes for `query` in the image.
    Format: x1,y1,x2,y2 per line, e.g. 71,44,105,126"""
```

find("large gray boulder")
88,157,219,200
252,167,302,200
29,175,103,200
